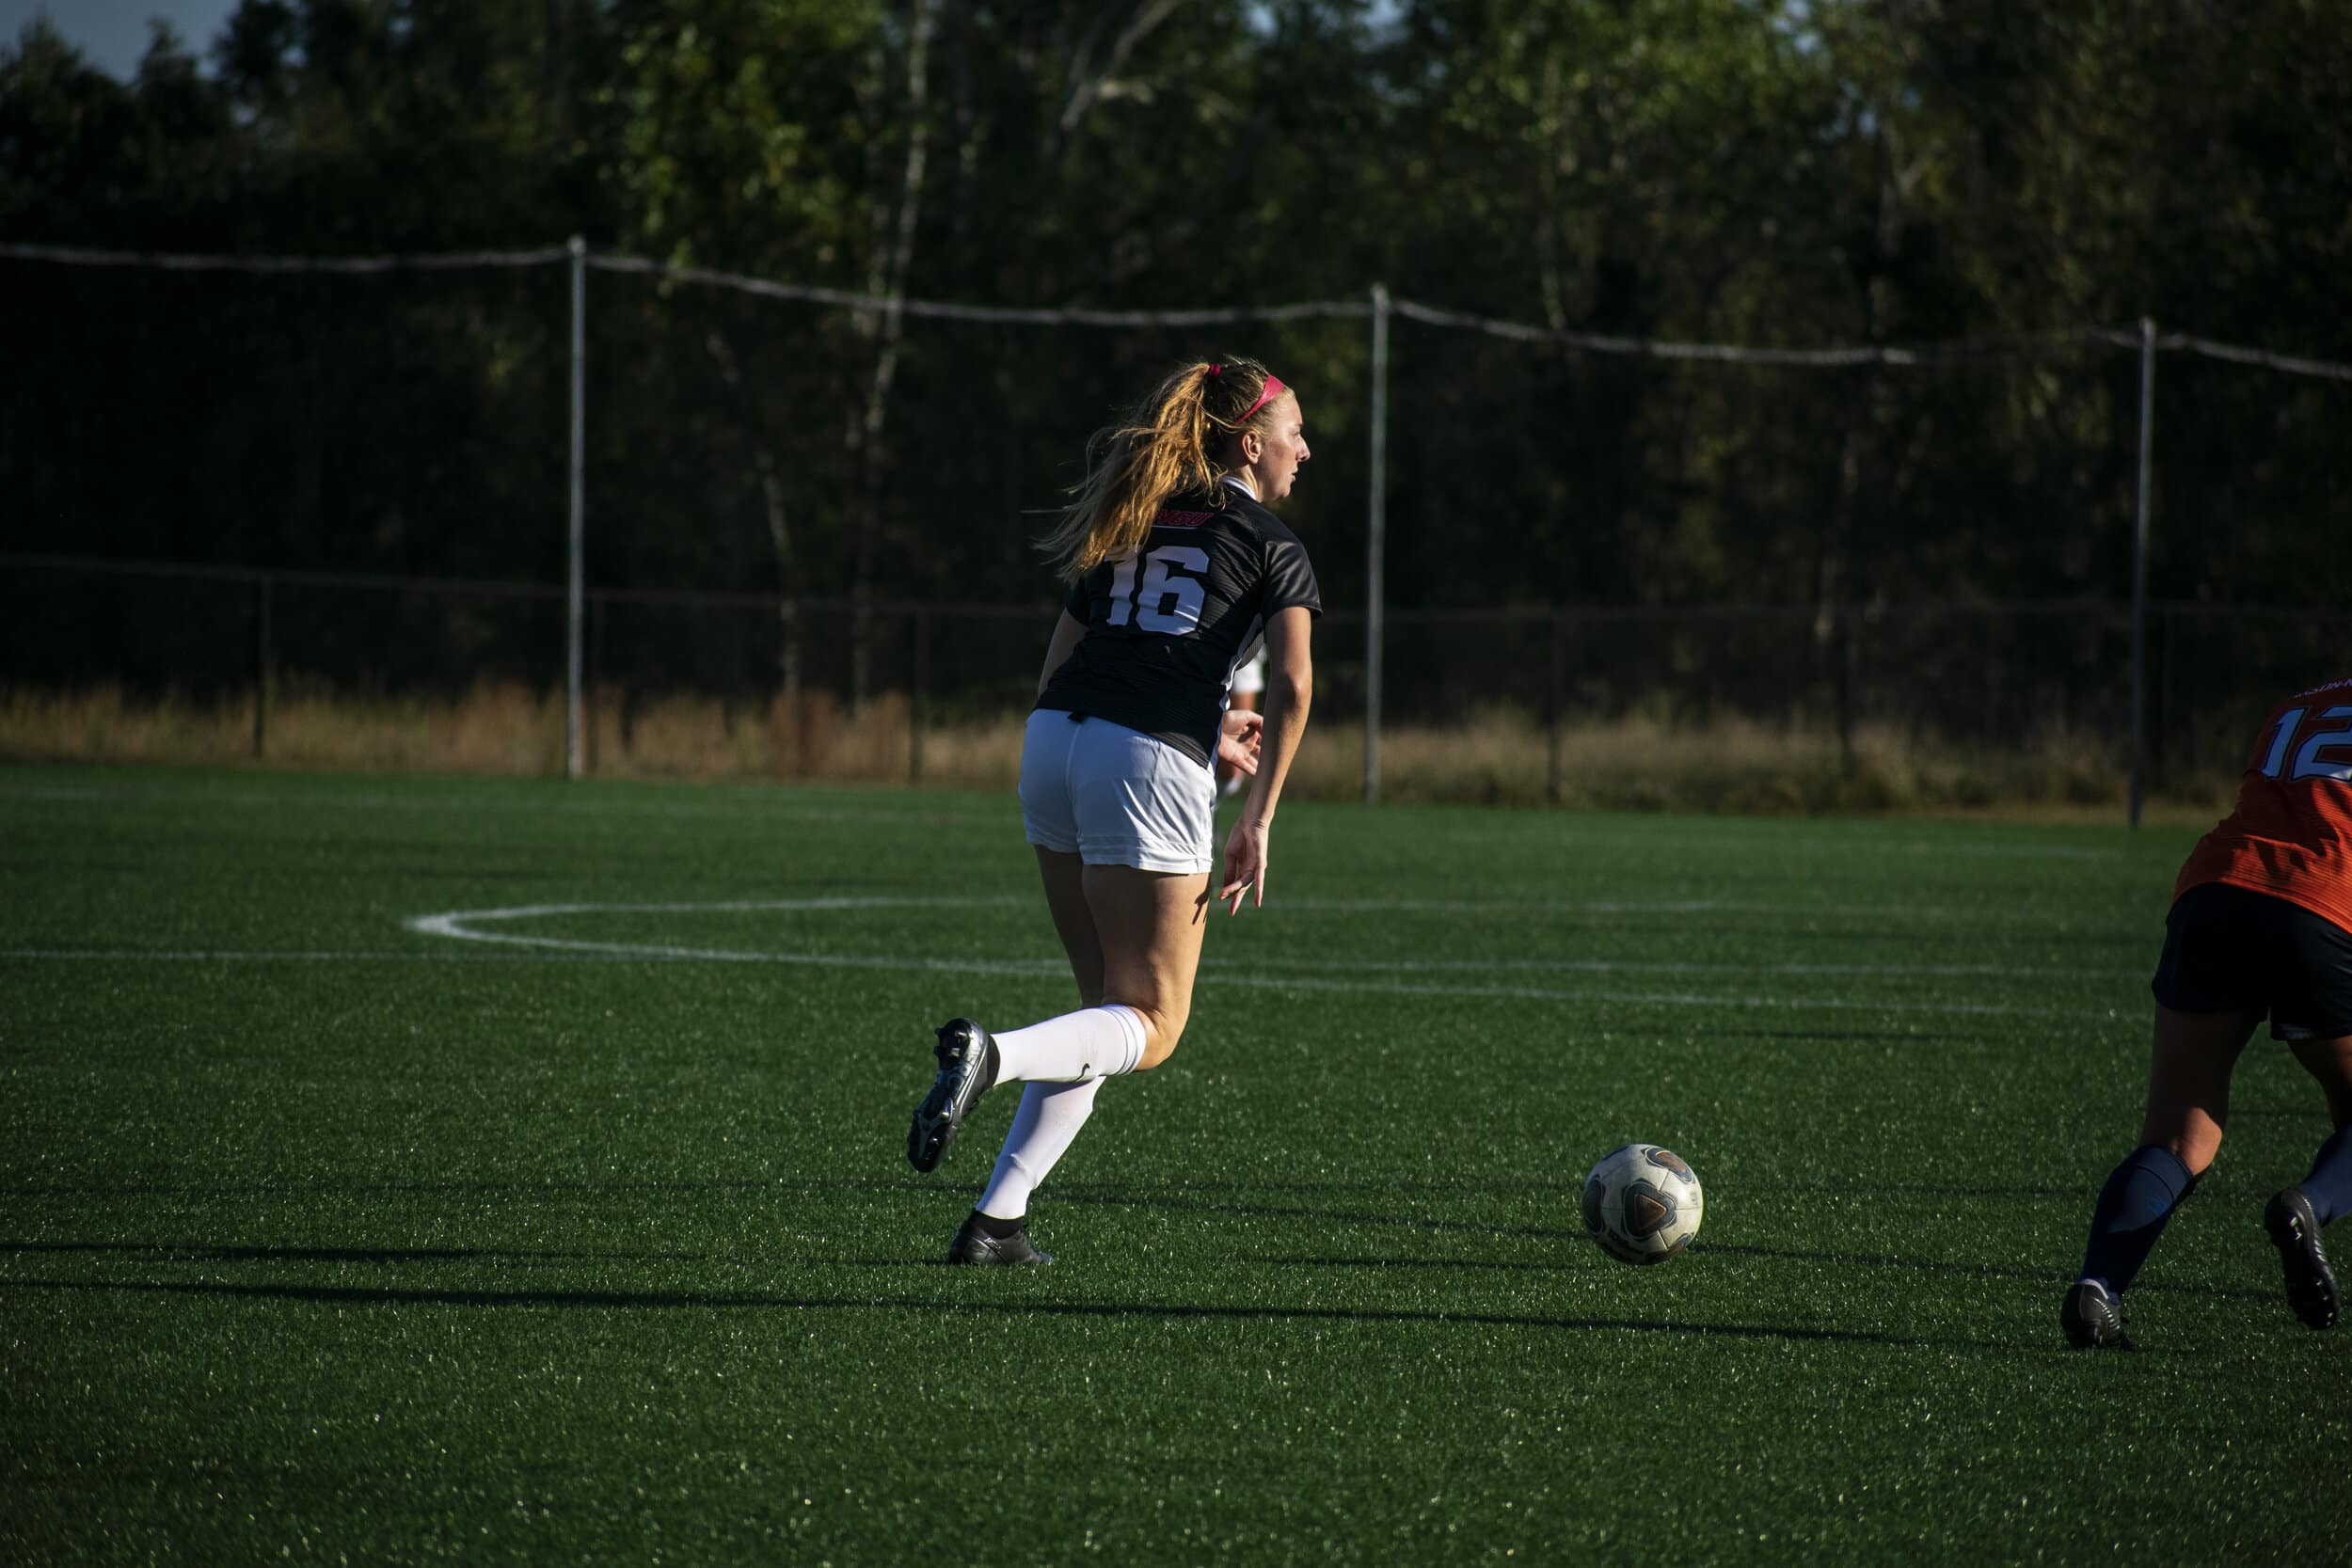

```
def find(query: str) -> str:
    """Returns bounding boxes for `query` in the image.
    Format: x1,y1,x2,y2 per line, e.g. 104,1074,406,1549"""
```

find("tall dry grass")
1288,709,2215,815
0,683,2233,816
2,682,570,775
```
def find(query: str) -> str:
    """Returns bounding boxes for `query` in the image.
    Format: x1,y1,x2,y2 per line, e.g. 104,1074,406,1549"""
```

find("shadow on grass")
5,1173,1594,1202
1243,1253,1584,1275
0,1239,707,1265
1,1177,827,1199
6,1187,2279,1309
1704,1029,1985,1044
1047,1194,2277,1307
6,1183,2277,1312
1695,1241,2273,1302
1774,1180,2083,1200
0,1275,1982,1351
2219,1106,2336,1121
1052,1189,1586,1243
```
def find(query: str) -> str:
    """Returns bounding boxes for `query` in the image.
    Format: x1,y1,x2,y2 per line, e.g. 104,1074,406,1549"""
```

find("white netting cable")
585,253,1372,326
0,242,571,273
2169,336,2352,383
1391,298,2111,368
7,240,2350,376
2082,326,2352,382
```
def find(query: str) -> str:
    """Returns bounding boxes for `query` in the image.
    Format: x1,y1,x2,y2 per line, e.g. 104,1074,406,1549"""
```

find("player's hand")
1218,818,1268,916
1216,709,1263,777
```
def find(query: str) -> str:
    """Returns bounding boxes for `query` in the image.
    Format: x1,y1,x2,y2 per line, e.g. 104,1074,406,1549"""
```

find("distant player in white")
1220,651,1265,796
905,356,1320,1264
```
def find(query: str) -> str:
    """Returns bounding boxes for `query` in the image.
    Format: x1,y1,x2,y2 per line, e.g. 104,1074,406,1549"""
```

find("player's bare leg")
1079,862,1211,1070
2066,1006,2259,1348
2288,1034,2352,1132
959,858,1191,1085
1035,847,1104,1007
2137,1006,2261,1174
936,857,1207,1263
2266,1033,2352,1328
909,850,1154,1180
946,851,1107,1265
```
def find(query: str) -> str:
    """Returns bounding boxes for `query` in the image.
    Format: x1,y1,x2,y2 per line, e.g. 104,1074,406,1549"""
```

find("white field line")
1273,896,2004,921
403,894,2086,926
391,897,2109,1017
403,895,2140,967
0,949,621,962
0,899,2135,1017
1204,971,2073,1016
0,944,2136,982
0,944,2137,983
0,782,2141,861
0,893,2140,970
1254,956,2142,981
471,892,2130,924
1428,827,2128,863
0,944,2087,1017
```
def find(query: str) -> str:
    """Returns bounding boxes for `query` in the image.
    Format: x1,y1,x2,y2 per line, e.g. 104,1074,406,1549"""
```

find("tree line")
5,0,2347,687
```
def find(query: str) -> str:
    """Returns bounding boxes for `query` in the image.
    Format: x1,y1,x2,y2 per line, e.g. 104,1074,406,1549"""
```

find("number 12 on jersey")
1105,546,1210,635
2259,705,2352,784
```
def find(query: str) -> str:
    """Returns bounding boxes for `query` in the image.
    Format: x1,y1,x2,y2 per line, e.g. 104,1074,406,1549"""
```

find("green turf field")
4,762,2346,1565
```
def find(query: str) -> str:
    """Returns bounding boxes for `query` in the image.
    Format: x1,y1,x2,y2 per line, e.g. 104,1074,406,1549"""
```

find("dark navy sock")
971,1209,1025,1241
2079,1145,2197,1293
2299,1126,2352,1226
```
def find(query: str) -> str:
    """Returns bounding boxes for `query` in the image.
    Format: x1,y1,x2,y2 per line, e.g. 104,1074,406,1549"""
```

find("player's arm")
1036,610,1087,698
1219,605,1312,913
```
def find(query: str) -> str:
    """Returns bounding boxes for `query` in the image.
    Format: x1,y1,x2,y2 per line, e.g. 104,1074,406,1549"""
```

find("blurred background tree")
4,0,2346,628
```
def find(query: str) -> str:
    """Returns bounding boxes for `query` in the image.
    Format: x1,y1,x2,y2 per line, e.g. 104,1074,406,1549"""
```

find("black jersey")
1036,483,1322,767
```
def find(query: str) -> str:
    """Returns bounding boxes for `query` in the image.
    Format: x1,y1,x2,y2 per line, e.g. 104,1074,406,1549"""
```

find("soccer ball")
1581,1143,1704,1265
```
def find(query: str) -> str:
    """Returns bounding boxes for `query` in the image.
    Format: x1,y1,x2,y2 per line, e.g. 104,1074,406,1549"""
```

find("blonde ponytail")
1041,357,1289,581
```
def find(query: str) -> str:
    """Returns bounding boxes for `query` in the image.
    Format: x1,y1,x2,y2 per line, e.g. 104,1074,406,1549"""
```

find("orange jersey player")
2064,676,2352,1349
2172,675,2352,933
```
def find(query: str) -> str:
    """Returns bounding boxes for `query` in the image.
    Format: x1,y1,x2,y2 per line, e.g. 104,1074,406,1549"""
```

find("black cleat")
2264,1187,2340,1331
2061,1277,2135,1350
946,1212,1053,1267
907,1018,999,1173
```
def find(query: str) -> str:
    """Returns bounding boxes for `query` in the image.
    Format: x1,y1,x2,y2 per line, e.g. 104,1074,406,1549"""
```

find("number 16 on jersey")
1105,546,1210,636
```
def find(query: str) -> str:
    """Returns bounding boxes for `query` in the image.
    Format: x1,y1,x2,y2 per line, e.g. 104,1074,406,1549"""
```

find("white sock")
991,1005,1146,1084
977,1078,1104,1220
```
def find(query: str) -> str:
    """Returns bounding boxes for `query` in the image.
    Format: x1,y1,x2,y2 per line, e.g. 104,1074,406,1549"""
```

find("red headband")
1208,365,1288,425
1241,373,1288,423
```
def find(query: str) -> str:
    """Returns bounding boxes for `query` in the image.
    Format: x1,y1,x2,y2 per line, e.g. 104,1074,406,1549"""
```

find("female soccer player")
2064,675,2352,1347
904,356,1319,1265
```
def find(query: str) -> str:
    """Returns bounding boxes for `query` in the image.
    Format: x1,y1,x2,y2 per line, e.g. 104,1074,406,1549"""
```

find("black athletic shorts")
2150,882,2352,1041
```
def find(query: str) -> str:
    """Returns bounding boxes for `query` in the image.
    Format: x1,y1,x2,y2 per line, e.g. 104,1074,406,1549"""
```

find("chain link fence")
6,242,2348,812
7,555,2339,807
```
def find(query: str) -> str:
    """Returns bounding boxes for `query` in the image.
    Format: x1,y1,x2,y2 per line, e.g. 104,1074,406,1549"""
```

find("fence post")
2128,315,2156,828
1364,283,1391,804
564,234,588,781
585,590,602,776
251,574,273,759
2156,599,2173,780
1546,609,1565,804
911,606,930,784
1836,606,1859,772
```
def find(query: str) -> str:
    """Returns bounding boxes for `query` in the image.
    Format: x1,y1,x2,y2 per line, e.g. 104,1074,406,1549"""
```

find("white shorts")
1020,710,1214,874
